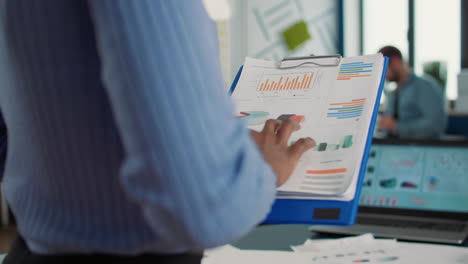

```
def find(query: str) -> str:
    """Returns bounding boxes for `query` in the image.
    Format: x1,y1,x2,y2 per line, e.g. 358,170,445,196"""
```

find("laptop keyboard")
356,216,466,233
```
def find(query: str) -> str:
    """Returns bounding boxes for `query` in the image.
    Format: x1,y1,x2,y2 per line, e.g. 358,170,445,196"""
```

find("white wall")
226,0,340,83
343,0,361,57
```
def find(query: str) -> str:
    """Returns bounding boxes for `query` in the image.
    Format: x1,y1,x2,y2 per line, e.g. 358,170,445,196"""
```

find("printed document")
232,54,385,201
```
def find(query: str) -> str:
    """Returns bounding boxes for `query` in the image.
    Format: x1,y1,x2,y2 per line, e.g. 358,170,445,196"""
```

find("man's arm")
378,92,396,134
383,92,395,117
87,0,311,250
396,80,447,138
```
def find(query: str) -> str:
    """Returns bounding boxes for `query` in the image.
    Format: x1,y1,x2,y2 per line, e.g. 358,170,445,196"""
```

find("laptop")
310,138,468,244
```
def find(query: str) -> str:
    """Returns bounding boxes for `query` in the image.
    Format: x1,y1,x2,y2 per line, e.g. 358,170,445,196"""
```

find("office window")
363,0,408,58
362,0,462,101
414,0,460,100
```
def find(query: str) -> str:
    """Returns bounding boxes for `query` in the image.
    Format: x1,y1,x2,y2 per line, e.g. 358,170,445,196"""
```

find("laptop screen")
359,139,468,213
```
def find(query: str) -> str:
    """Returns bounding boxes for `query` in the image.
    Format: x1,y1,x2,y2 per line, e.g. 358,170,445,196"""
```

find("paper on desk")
304,243,468,264
202,242,468,264
291,233,396,253
291,233,399,263
291,233,468,264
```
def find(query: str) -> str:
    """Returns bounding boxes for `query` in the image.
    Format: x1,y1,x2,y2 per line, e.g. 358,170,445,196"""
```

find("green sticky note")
282,21,311,51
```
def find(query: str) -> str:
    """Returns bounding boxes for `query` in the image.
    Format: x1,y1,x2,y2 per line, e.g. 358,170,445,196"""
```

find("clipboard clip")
278,54,341,69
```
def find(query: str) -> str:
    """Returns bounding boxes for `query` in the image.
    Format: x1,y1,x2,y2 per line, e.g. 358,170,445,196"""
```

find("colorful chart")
380,178,397,189
302,168,348,193
277,114,305,123
428,176,439,190
306,168,347,175
258,73,314,91
313,135,354,152
337,61,374,80
238,111,269,125
327,99,365,119
401,181,418,189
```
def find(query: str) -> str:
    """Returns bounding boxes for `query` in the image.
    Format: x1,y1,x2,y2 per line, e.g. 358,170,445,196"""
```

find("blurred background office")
215,0,468,141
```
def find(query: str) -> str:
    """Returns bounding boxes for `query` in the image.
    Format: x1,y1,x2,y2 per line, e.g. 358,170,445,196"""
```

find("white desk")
222,225,468,264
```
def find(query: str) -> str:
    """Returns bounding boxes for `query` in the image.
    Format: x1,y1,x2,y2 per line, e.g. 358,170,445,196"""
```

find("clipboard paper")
231,54,388,225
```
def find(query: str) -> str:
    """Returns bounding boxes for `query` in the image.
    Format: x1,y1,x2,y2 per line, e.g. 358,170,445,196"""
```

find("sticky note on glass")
282,21,311,51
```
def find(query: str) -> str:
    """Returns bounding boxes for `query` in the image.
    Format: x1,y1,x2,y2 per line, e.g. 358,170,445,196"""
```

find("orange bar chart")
258,73,314,91
306,168,347,175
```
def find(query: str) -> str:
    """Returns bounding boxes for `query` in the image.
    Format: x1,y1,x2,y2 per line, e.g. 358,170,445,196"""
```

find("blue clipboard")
230,55,389,226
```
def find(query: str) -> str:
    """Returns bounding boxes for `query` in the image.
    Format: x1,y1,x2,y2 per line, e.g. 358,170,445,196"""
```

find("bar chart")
327,98,365,119
258,72,314,91
337,61,373,80
313,135,354,152
306,168,347,176
301,168,348,193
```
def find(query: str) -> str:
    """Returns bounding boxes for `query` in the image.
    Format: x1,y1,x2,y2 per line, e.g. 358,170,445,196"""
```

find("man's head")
379,46,404,82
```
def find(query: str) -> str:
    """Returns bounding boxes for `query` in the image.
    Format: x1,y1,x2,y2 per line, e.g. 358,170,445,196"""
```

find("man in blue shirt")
378,46,447,139
0,1,315,263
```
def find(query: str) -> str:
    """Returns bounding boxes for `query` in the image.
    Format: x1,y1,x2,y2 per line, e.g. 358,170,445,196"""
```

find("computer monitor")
311,138,468,244
360,138,468,215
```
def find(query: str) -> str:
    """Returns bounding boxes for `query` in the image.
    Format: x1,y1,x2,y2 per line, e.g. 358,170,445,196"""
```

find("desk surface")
233,225,310,251
233,224,468,251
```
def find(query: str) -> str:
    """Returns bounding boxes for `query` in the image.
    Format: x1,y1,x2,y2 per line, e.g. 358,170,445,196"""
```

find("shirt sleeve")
396,80,447,138
383,91,395,117
87,0,276,250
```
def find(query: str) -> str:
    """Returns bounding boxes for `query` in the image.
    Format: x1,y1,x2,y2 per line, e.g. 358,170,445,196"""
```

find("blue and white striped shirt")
0,0,276,255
